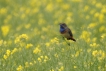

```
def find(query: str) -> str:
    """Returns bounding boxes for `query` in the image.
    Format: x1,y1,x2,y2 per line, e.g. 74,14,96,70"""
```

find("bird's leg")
62,37,65,40
62,37,70,46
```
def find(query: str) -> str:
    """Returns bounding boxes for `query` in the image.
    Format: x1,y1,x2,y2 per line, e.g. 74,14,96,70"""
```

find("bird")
59,23,76,42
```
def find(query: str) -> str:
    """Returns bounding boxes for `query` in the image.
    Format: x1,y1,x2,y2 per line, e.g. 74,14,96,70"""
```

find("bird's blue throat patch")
60,27,65,33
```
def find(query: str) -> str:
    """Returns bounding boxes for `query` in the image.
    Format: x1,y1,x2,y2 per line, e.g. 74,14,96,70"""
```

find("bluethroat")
59,23,76,42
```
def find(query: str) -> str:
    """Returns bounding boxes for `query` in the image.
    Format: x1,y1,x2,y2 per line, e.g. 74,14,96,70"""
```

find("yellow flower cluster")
90,43,99,48
1,25,10,37
45,37,59,47
58,66,64,71
101,34,106,39
74,66,77,69
37,55,49,63
33,45,41,54
26,43,33,49
50,37,59,44
0,8,7,15
80,31,91,43
16,65,23,71
14,34,28,44
92,50,105,61
25,61,36,68
88,23,97,28
3,48,18,59
3,50,11,60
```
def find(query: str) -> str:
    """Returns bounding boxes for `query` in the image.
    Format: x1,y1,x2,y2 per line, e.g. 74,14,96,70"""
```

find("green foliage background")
0,0,106,71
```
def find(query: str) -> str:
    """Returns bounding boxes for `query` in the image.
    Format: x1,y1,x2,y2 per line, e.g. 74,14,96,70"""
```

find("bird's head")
59,23,67,29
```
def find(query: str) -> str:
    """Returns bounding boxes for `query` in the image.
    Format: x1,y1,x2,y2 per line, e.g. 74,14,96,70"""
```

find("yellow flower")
74,66,77,68
26,43,33,49
99,26,105,32
101,34,106,39
94,12,99,18
25,62,29,68
67,12,73,17
84,5,89,12
33,45,41,54
98,50,105,61
14,37,20,44
33,47,41,54
99,13,104,23
101,7,106,14
29,62,33,66
11,48,18,54
50,37,59,44
92,38,97,42
1,25,10,37
20,34,28,40
6,50,11,56
40,56,43,59
80,31,90,39
92,0,96,5
62,4,70,10
44,59,47,63
92,50,98,57
88,23,97,28
14,34,28,44
45,42,50,47
98,66,101,70
24,24,31,29
25,8,30,14
45,3,53,12
0,8,7,15
38,57,42,62
44,56,49,63
45,56,48,60
32,8,39,14
90,43,99,47
3,54,8,60
16,65,23,71
3,50,11,59
50,69,54,71
60,66,64,70
80,31,91,43
96,3,102,8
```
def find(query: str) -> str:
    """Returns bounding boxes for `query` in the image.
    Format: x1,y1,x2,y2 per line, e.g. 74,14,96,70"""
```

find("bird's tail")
67,37,76,42
71,38,76,42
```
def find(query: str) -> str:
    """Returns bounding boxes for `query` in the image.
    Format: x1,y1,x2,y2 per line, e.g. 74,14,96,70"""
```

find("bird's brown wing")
68,28,73,37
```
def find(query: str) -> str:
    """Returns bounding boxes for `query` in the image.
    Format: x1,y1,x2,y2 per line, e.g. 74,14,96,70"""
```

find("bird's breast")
61,31,71,38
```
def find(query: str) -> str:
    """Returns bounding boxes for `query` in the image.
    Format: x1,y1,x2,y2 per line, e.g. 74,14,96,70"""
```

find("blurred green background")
0,0,106,71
